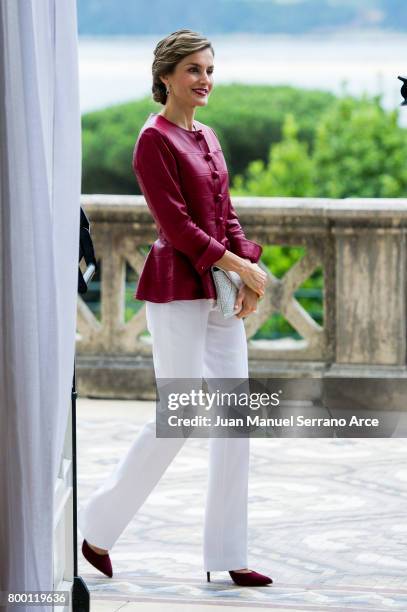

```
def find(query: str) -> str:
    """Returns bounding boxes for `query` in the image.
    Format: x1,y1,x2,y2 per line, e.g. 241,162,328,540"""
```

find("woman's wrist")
213,250,251,275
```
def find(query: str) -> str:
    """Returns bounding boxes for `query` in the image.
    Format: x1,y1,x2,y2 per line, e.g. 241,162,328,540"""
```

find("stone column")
333,226,406,367
325,205,407,415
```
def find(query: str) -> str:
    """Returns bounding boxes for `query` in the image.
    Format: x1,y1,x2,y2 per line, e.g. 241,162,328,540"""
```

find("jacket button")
215,193,222,201
216,216,224,223
205,153,212,161
212,171,219,179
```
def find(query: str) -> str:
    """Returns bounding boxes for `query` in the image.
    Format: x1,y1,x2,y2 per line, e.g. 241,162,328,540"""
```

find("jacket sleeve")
225,197,263,263
133,127,226,275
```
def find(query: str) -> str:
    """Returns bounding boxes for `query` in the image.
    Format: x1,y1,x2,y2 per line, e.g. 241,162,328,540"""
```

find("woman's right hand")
239,261,267,297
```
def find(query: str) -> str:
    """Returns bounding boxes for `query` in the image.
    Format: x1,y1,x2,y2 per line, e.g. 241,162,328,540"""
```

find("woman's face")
161,47,214,109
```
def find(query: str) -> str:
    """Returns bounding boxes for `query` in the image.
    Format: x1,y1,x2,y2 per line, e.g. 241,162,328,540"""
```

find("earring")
166,84,170,95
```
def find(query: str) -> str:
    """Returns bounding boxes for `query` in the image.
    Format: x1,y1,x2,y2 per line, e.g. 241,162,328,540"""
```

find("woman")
79,29,271,587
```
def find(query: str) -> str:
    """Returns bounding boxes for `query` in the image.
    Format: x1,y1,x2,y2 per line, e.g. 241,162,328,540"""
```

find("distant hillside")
77,0,405,36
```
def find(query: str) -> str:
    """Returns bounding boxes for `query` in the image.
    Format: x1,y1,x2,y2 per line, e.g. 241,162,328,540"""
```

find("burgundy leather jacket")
132,112,262,302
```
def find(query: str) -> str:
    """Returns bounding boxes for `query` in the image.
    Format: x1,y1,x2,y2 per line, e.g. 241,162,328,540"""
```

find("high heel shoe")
82,539,113,578
206,570,272,586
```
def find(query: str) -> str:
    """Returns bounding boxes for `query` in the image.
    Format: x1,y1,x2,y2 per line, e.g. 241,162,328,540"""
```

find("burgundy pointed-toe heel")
206,570,272,586
82,539,113,578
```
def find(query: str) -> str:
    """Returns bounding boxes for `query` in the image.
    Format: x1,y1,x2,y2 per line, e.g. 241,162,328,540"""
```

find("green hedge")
81,84,335,194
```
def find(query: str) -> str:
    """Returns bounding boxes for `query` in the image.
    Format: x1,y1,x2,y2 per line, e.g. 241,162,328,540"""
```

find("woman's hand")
212,253,267,297
234,285,260,319
238,261,267,297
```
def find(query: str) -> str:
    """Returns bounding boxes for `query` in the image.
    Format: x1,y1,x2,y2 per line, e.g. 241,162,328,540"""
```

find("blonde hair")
152,29,214,105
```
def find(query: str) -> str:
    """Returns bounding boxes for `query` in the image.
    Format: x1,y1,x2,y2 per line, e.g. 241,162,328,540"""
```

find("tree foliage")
233,95,407,199
232,114,314,196
312,95,407,198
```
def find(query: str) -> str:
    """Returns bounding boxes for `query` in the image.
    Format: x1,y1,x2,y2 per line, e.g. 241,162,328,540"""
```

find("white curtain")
0,1,81,609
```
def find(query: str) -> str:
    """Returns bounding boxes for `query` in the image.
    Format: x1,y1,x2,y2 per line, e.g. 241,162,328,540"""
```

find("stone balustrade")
77,195,407,405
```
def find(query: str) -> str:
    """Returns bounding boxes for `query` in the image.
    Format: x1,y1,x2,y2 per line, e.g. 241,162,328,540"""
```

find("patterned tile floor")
77,399,407,611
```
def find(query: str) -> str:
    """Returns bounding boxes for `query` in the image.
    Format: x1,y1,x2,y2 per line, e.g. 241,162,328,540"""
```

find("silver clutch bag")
211,266,243,318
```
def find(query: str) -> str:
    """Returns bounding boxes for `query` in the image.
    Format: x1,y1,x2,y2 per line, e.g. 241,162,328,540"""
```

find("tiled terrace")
77,398,407,611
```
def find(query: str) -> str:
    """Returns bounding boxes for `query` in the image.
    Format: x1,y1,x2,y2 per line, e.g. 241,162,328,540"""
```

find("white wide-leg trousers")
78,298,250,571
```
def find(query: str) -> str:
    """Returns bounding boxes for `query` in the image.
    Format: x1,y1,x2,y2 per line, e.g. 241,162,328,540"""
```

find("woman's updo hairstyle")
152,29,214,105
